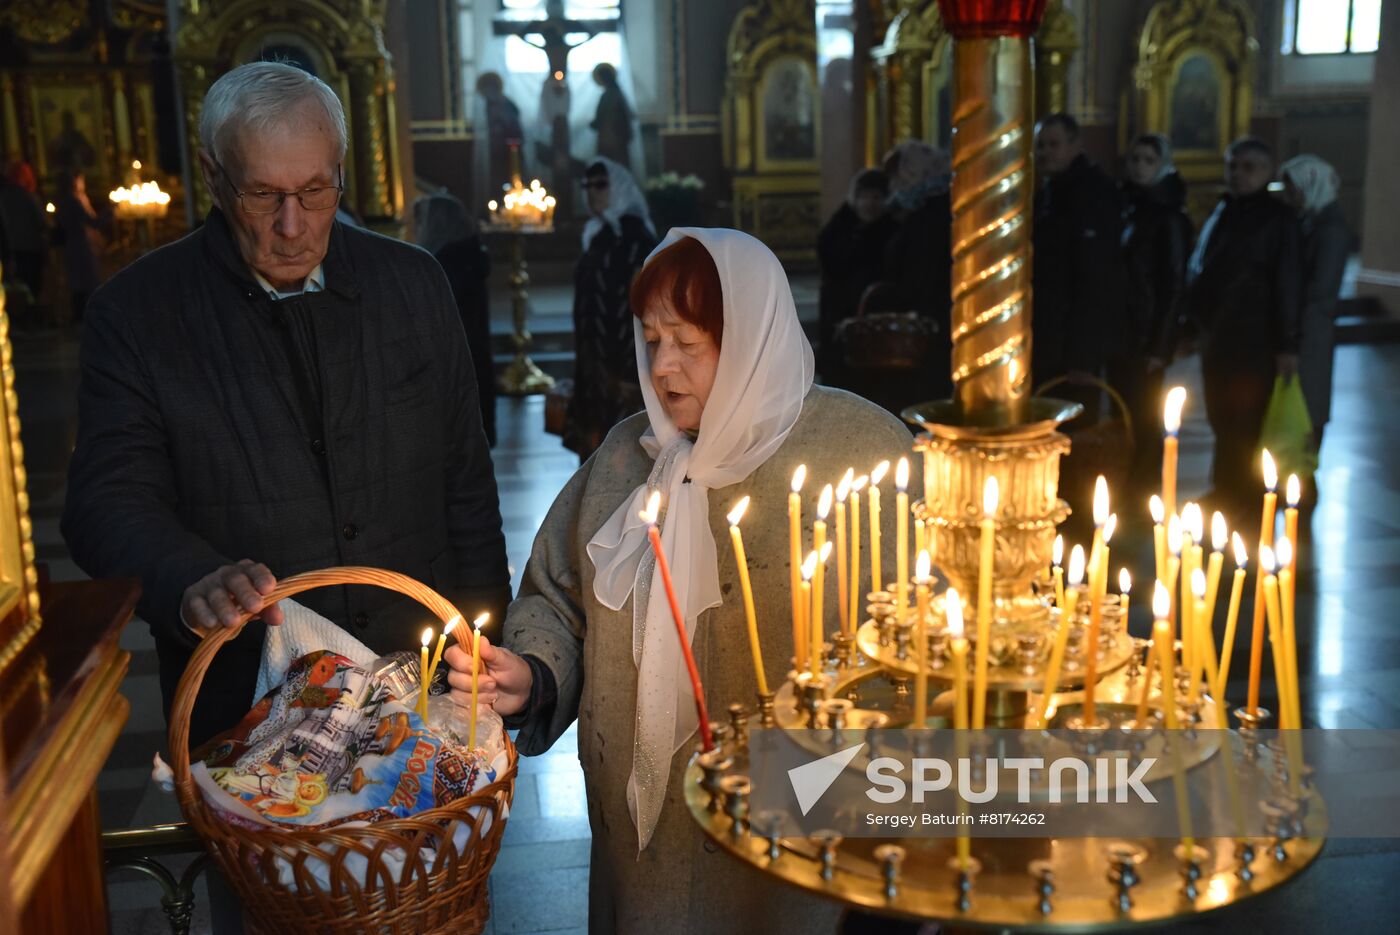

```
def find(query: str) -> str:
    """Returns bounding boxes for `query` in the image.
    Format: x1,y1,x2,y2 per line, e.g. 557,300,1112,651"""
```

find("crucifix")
493,0,620,216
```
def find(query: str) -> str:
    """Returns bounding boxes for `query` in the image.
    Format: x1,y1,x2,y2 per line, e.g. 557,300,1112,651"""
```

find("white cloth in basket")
254,599,376,702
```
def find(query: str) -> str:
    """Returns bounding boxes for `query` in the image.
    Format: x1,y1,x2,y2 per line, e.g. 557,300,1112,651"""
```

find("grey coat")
62,209,512,747
1298,201,1352,429
505,386,919,934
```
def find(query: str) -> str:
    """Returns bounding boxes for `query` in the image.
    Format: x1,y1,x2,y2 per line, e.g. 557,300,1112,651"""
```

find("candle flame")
916,549,931,581
1068,544,1086,587
421,627,433,647
444,615,462,636
852,474,869,493
1262,449,1278,491
727,495,750,527
488,199,498,211
1276,536,1293,568
1119,567,1131,594
1182,502,1203,541
1092,475,1109,526
132,159,142,170
1233,532,1248,567
1149,494,1164,525
1286,474,1301,507
801,550,818,581
1052,534,1063,567
871,460,889,486
1153,580,1171,619
45,201,55,213
1167,514,1183,555
791,464,807,493
896,457,909,491
1260,543,1277,574
1212,511,1228,551
1103,513,1118,544
818,484,833,520
1164,386,1187,434
836,469,853,501
1192,567,1207,599
819,541,834,563
640,489,662,524
983,475,999,517
945,588,965,639
472,612,490,631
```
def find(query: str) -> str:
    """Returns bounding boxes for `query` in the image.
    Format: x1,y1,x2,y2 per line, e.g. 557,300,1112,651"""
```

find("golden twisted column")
948,36,1033,428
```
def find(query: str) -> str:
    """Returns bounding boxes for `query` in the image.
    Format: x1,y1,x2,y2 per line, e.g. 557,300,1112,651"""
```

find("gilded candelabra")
484,145,557,396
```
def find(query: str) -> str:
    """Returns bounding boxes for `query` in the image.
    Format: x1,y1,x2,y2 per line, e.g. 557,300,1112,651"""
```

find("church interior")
1,0,1399,933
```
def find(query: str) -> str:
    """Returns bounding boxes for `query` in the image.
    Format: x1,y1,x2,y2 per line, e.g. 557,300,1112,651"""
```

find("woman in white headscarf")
564,157,658,459
446,228,916,933
1280,154,1353,453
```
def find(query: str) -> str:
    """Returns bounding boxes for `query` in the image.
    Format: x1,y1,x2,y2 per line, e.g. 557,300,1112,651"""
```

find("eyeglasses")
213,158,344,215
581,179,610,191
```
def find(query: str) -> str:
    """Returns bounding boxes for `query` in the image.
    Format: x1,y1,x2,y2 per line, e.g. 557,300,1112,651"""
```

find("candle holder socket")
873,843,906,901
753,809,786,861
1028,858,1054,916
696,749,733,813
728,702,750,750
719,775,751,837
1174,843,1209,900
812,830,842,882
1106,841,1147,913
756,690,777,728
947,855,982,913
1235,840,1256,882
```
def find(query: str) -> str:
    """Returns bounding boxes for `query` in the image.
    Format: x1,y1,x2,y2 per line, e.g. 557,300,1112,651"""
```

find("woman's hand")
444,635,534,717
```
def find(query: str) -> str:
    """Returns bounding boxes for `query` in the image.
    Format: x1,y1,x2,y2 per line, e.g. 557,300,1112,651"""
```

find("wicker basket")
168,567,518,935
1035,375,1135,506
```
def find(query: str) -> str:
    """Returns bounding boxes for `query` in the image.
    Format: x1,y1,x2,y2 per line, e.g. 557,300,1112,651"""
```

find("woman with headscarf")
1115,132,1193,489
1280,154,1352,456
563,157,658,459
53,170,108,324
445,229,916,933
414,192,497,446
816,167,897,382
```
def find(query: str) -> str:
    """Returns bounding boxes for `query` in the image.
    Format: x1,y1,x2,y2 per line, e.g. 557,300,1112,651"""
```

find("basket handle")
1034,374,1134,441
167,566,464,803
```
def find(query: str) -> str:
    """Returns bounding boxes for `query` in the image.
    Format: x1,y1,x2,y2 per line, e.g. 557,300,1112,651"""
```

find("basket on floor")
1036,375,1134,506
168,567,518,935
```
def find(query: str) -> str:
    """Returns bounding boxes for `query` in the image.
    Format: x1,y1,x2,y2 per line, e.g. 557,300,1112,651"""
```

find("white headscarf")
581,156,656,251
586,227,814,852
1280,154,1340,215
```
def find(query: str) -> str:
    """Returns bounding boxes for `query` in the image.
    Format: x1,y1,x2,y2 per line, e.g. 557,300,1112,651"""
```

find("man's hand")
181,560,281,635
445,635,534,716
1276,354,1300,379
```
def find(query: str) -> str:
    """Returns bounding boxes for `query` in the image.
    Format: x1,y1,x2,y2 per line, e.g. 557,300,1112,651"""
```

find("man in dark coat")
1032,114,1127,398
1186,137,1302,515
62,62,512,748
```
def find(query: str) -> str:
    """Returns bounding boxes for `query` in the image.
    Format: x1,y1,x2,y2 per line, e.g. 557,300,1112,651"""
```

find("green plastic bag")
1259,375,1316,479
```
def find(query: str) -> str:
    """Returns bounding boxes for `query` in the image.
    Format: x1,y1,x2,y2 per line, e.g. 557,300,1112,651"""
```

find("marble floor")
11,319,1400,933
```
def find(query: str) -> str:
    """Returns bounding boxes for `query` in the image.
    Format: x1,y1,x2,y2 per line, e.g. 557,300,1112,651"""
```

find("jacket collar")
199,207,360,301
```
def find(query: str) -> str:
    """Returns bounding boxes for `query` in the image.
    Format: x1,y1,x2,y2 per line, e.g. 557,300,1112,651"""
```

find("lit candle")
1276,537,1301,731
427,615,462,689
946,588,971,869
1247,450,1279,715
727,497,768,696
1162,386,1186,520
812,486,833,674
1087,477,1109,599
1217,533,1249,705
1149,495,1167,587
895,458,910,623
418,627,433,721
1187,568,1207,704
913,550,932,727
834,471,852,636
789,466,807,667
869,460,889,596
1082,479,1110,726
1192,569,1226,727
1052,534,1066,616
1284,474,1301,611
1180,502,1203,691
1153,582,1179,730
801,551,818,674
1204,511,1227,630
972,476,998,729
849,474,868,636
1259,544,1287,730
1039,543,1085,728
914,518,927,567
642,491,714,751
1119,568,1132,626
1138,582,1173,725
1166,514,1183,644
468,614,487,749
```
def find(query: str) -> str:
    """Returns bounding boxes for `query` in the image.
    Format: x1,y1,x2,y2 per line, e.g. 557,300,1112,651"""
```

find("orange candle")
1162,386,1186,520
1247,450,1279,715
1284,474,1301,610
642,491,714,751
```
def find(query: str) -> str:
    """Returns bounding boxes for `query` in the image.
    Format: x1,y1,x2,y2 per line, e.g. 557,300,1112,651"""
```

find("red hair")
630,236,724,348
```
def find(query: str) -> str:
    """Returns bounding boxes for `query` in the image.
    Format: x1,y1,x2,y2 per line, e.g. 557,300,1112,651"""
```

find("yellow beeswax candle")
418,627,432,721
790,465,808,666
896,458,910,622
727,497,768,696
1149,495,1167,588
1276,537,1301,731
1247,451,1279,715
1162,386,1186,520
835,471,852,636
802,551,819,675
869,461,888,595
1039,543,1086,728
812,486,833,673
1217,534,1249,703
849,474,868,636
1284,474,1301,612
913,550,932,727
427,615,461,689
972,476,998,729
468,616,486,749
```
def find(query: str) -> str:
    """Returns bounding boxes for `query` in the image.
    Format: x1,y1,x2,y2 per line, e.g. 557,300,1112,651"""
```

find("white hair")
199,61,348,164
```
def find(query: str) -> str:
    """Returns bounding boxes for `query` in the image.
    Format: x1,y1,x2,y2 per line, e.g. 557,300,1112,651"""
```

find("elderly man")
62,62,511,747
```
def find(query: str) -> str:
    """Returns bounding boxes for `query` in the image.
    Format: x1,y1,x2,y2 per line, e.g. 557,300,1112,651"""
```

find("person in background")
415,192,498,447
1280,154,1352,459
52,170,108,325
1115,132,1192,490
815,167,897,382
564,157,657,460
1032,113,1127,399
591,63,634,169
1186,137,1301,517
476,71,525,197
0,161,47,315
